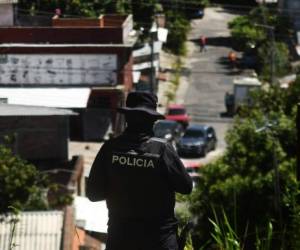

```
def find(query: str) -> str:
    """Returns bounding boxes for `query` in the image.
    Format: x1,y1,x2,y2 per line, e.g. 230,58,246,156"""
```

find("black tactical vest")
105,136,175,221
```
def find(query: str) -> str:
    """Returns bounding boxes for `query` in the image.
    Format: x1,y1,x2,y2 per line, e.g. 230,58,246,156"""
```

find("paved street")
180,8,240,165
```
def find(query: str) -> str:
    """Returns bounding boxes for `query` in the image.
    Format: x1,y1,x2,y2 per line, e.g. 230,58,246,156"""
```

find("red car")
165,104,190,127
182,160,202,187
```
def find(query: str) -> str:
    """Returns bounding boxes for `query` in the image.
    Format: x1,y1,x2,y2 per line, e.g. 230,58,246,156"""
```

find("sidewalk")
157,43,194,114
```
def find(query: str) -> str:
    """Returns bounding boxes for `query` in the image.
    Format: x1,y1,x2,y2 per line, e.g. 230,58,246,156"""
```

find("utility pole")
149,19,158,94
297,103,300,181
150,31,155,93
269,27,276,86
256,122,282,226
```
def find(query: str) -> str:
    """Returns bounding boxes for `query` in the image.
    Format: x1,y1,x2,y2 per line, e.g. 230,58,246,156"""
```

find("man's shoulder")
147,137,170,147
146,137,171,152
104,134,124,147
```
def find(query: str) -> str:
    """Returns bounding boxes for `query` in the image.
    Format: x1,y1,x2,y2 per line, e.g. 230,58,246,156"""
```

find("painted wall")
0,4,14,26
0,54,117,85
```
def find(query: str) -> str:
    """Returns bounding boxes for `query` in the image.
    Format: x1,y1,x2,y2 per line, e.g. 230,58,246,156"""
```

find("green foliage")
0,143,73,213
18,0,131,17
165,11,190,55
18,0,192,56
228,5,293,84
209,208,241,250
175,194,194,250
257,41,291,81
229,6,292,51
0,144,49,213
190,81,300,250
229,15,266,51
208,207,275,250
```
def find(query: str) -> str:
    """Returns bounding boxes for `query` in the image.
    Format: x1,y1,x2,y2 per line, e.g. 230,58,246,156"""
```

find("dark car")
153,120,183,145
176,124,217,157
188,8,204,19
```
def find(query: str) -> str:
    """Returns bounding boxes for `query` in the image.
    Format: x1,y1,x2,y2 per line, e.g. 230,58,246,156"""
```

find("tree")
165,11,190,55
229,5,292,51
18,0,129,17
0,143,49,213
0,142,73,214
210,0,257,5
257,41,291,81
189,82,300,250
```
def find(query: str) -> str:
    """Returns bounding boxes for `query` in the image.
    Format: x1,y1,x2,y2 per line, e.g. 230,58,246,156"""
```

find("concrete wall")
52,18,102,27
0,27,124,44
0,4,14,26
0,116,69,161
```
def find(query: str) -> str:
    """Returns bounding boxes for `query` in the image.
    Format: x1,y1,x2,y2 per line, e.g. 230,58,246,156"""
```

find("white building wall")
0,54,118,85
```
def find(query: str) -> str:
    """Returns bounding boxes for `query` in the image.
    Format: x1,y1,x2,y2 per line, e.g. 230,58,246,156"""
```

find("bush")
189,83,300,249
164,11,190,55
257,41,291,81
0,144,49,213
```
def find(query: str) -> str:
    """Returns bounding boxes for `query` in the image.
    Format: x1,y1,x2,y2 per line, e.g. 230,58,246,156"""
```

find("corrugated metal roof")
0,88,91,108
0,104,77,116
0,210,64,250
0,0,18,4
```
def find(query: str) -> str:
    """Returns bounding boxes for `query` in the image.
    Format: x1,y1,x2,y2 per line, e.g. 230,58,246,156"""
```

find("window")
0,98,8,104
168,108,186,115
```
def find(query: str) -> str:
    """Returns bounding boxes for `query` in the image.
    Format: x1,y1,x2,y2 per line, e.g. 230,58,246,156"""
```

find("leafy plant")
209,208,241,250
189,81,300,250
208,207,275,250
165,11,190,55
257,41,291,81
0,142,73,213
0,144,49,213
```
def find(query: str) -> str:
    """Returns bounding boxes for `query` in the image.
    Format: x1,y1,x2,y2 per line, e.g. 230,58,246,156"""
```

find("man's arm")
86,143,109,201
162,143,193,194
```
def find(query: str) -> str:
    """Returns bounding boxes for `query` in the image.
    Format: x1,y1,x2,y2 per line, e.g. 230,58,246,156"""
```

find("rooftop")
0,103,76,116
0,14,135,45
0,0,18,3
0,88,91,108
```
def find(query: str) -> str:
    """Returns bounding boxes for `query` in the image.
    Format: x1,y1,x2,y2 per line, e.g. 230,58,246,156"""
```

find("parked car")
153,120,183,145
165,104,190,128
187,8,205,19
182,160,202,187
176,124,217,157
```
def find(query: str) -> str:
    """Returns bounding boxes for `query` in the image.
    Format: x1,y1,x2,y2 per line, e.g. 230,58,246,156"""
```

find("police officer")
87,91,193,250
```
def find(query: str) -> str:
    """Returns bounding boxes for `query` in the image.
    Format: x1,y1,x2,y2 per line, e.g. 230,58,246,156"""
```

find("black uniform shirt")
87,128,193,223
